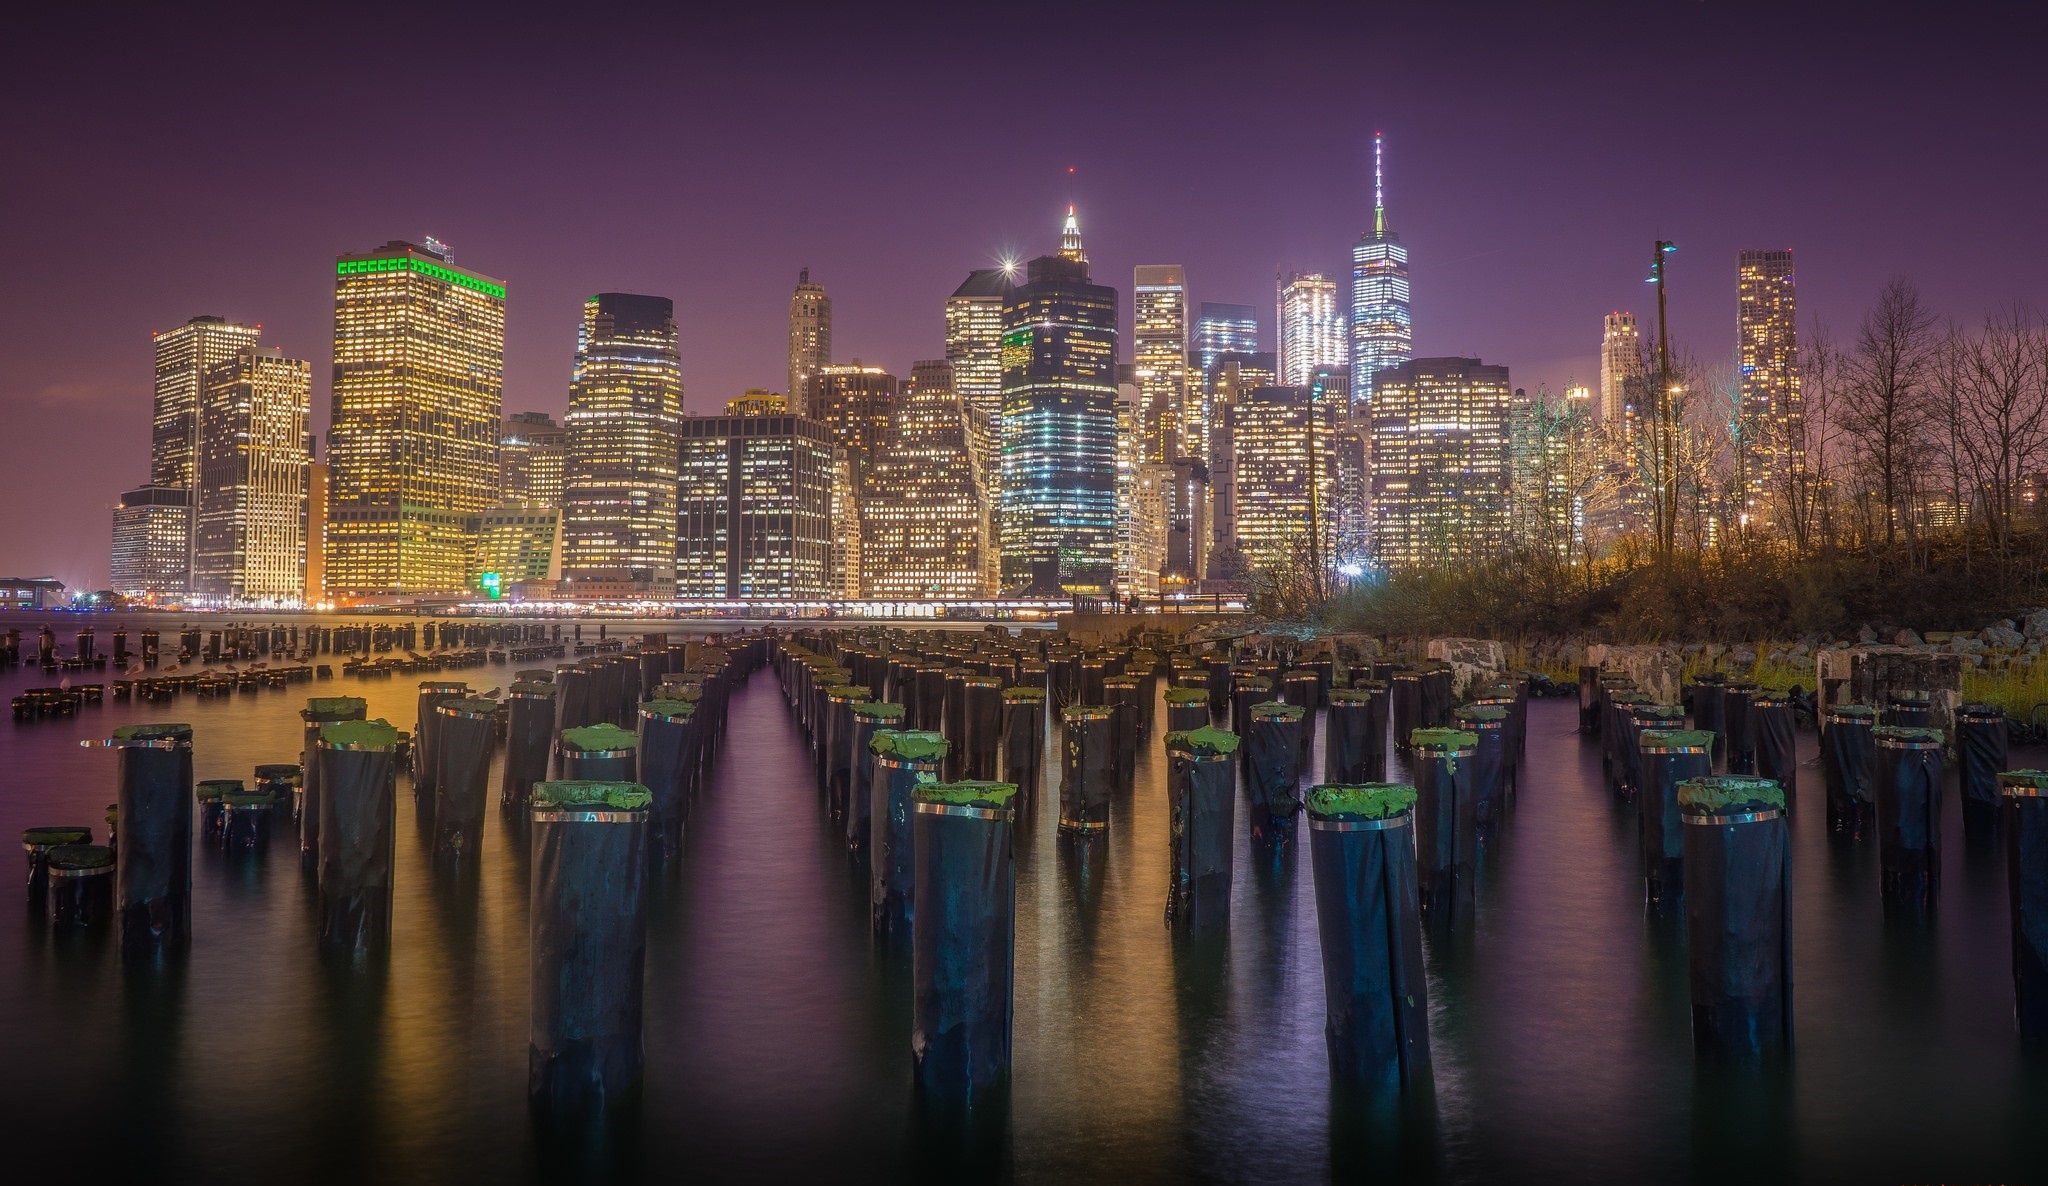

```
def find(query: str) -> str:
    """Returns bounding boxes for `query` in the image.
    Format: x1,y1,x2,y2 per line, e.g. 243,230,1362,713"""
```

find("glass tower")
1349,134,1412,406
151,314,262,592
999,214,1119,594
1279,272,1347,387
326,240,505,600
561,293,684,594
1133,265,1188,463
1368,357,1512,568
1737,249,1799,526
193,347,311,602
859,359,988,597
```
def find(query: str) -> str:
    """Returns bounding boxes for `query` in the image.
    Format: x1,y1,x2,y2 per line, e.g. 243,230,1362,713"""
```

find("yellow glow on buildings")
1737,249,1800,524
193,347,311,602
500,412,566,508
677,413,834,597
726,390,788,417
325,240,505,600
1231,385,1337,570
1133,265,1188,464
858,359,988,598
561,293,683,594
1369,357,1513,568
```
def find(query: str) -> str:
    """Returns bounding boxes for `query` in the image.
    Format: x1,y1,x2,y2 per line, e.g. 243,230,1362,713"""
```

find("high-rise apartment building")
501,412,567,507
1232,385,1339,570
1162,458,1211,590
325,240,505,600
945,268,1015,490
110,486,191,601
859,359,988,598
676,413,835,598
1600,312,1641,428
151,315,263,591
1369,357,1513,568
1113,375,1167,596
804,363,898,468
787,269,831,411
1349,135,1412,406
192,347,311,602
306,453,327,604
1133,265,1189,464
1205,351,1277,551
1737,249,1800,525
998,218,1119,594
1278,272,1347,387
560,293,683,594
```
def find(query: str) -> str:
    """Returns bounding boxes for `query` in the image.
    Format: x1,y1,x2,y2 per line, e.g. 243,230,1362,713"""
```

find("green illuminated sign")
479,572,502,598
336,256,507,299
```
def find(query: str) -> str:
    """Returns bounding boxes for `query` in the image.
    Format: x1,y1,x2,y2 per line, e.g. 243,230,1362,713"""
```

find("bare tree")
1957,304,2048,559
1841,278,1940,552
1767,316,1845,555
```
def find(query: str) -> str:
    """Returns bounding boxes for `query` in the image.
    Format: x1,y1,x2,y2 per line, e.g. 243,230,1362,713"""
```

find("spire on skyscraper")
1373,133,1388,240
1060,204,1088,264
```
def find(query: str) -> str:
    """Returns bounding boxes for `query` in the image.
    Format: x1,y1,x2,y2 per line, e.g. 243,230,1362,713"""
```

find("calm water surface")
3,614,2044,1183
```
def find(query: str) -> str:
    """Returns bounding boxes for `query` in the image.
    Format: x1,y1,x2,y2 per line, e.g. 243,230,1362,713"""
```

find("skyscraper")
788,269,831,410
325,240,505,600
859,359,988,598
1133,265,1189,463
945,267,1015,488
192,347,311,602
151,314,262,591
110,486,191,601
1278,272,1346,387
500,412,567,507
1205,351,1277,552
1189,303,1260,471
803,363,899,467
1600,312,1641,428
1369,357,1512,568
999,212,1119,594
1737,249,1799,526
676,412,835,598
1232,385,1338,570
1349,134,1412,405
560,293,683,594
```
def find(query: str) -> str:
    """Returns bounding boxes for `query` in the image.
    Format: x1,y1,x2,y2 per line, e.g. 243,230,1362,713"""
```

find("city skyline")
8,4,2044,586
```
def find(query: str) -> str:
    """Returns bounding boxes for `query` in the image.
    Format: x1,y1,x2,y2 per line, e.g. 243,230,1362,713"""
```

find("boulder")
1983,625,2025,650
2023,608,2048,640
1857,624,1879,643
1426,637,1504,699
1585,644,1682,706
1893,628,1923,647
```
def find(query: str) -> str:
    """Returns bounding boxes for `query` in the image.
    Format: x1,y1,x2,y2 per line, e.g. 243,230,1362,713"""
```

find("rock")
1426,637,1504,699
1732,649,1757,667
1948,636,1985,653
1857,624,1879,643
2023,609,2048,639
1894,628,1923,647
1983,625,2025,649
1585,644,1682,706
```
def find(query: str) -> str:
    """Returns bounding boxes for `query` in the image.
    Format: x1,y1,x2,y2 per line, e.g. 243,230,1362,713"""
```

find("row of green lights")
336,257,507,300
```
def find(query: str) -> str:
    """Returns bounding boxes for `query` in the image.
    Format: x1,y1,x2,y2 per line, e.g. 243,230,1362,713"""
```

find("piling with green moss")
301,696,367,860
102,722,194,959
1059,706,1115,836
1875,726,1945,915
911,781,1017,1107
1166,729,1237,935
1411,729,1477,930
1679,775,1792,1061
316,719,400,956
1640,730,1715,913
1306,784,1431,1090
2002,770,2048,1044
871,730,948,941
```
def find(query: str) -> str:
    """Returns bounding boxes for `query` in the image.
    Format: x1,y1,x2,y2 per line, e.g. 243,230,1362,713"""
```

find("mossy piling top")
1677,776,1787,814
530,780,653,810
1307,784,1418,820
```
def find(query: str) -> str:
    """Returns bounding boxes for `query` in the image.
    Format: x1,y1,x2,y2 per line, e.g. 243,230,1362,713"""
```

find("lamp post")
1648,241,1677,555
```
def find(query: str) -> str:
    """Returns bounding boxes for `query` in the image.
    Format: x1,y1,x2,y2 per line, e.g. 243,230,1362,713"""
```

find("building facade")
859,359,988,598
1278,272,1347,388
1232,385,1339,570
325,240,505,600
1349,134,1412,406
500,411,567,507
804,363,899,467
1736,249,1800,527
1600,312,1641,429
1205,351,1277,552
151,315,263,591
1369,357,1513,568
469,504,560,595
787,269,831,412
110,486,191,601
676,413,835,598
192,347,311,602
560,293,683,594
1133,265,1188,464
945,268,1014,494
998,229,1120,594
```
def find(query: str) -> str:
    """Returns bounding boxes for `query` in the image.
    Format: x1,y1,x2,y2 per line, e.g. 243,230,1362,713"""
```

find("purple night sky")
5,2,2042,589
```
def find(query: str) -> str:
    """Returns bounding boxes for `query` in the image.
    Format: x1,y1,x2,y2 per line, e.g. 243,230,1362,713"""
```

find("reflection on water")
3,616,2046,1182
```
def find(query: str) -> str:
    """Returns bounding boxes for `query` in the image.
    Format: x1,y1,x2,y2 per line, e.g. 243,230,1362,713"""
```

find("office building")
1369,357,1513,567
1600,312,1641,429
192,347,311,602
1232,385,1338,570
110,485,191,601
1114,375,1166,596
469,503,561,595
1204,351,1277,550
946,267,1014,489
788,269,831,411
998,214,1119,594
1279,271,1347,387
1349,134,1412,405
1509,389,1583,559
1737,249,1800,525
726,390,787,417
325,240,505,600
501,412,567,507
1193,302,1259,374
150,315,263,590
560,293,683,594
804,363,898,467
859,359,988,598
306,453,327,604
676,413,835,598
1162,457,1211,590
1133,265,1189,463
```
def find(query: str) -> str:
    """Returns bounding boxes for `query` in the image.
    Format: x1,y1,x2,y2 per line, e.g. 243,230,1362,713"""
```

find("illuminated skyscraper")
676,412,835,598
151,315,262,590
1193,303,1259,374
110,486,191,601
193,347,311,602
500,412,567,507
859,359,988,598
1600,312,1641,428
726,390,788,417
1232,385,1338,570
1349,134,1412,405
1114,373,1167,596
1205,351,1277,551
1369,357,1512,568
326,240,505,600
999,213,1119,594
1278,272,1346,387
1133,265,1189,463
803,363,898,468
561,293,683,594
787,269,831,411
1737,249,1800,525
946,268,1014,493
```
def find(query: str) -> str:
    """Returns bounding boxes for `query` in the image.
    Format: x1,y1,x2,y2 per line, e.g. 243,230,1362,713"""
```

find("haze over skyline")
7,1,2043,587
